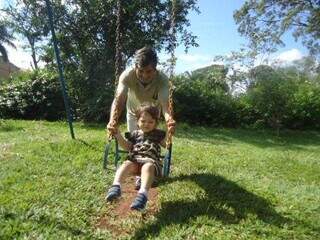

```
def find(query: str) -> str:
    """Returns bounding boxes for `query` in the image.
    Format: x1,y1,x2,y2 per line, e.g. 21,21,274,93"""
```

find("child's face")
137,111,157,133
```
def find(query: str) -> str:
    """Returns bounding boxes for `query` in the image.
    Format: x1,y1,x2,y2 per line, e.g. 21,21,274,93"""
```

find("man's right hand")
107,121,118,137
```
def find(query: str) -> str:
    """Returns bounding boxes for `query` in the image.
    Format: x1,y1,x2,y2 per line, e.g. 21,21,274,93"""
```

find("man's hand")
107,121,118,137
166,117,176,135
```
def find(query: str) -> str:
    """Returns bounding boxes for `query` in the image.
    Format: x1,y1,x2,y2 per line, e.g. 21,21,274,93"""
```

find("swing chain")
166,0,177,148
107,0,122,141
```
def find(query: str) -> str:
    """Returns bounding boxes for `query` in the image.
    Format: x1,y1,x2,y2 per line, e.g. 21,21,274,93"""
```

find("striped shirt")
125,129,166,177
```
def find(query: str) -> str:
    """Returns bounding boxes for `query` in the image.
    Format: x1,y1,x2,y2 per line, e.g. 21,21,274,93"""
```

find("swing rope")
107,0,122,141
166,0,177,148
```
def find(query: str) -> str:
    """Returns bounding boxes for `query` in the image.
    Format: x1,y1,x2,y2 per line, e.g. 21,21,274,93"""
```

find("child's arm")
114,130,133,151
160,132,168,148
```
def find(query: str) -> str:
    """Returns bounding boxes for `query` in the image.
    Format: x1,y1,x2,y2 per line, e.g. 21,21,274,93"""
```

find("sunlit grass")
1,120,319,239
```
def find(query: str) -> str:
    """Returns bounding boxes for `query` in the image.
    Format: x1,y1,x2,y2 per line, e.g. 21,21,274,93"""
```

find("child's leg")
139,162,155,195
127,112,141,189
106,161,138,201
130,163,155,211
113,160,139,185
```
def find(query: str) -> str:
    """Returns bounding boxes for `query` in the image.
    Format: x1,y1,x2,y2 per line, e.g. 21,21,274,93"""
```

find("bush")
78,87,115,122
285,82,320,129
0,69,66,120
173,74,239,127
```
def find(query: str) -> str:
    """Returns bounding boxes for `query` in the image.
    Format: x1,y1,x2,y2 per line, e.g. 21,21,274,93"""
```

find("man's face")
135,64,157,84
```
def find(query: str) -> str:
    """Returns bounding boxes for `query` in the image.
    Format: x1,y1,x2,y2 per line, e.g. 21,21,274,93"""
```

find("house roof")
0,56,20,79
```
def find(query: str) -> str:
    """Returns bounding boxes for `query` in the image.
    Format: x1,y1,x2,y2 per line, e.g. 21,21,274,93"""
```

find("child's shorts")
129,157,162,177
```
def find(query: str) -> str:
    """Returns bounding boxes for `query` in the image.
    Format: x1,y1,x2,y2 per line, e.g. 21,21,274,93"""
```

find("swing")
103,0,176,178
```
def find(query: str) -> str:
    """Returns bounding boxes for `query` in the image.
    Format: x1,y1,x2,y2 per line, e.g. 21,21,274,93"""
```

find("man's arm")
107,71,129,135
107,92,126,134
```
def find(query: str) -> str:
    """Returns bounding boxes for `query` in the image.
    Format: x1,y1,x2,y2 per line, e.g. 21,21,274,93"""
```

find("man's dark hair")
134,46,158,68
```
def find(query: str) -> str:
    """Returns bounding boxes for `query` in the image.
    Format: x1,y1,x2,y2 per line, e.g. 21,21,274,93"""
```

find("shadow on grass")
75,139,102,152
133,173,290,239
0,123,23,132
77,122,105,131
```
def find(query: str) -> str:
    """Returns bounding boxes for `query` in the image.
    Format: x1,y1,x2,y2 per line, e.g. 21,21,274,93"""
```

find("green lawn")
1,120,319,239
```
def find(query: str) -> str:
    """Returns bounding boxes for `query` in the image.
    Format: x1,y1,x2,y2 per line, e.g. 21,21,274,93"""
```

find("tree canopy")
0,23,15,62
234,0,320,57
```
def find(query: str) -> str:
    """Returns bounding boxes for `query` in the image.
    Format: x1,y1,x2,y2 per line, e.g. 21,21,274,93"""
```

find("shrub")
285,82,320,129
0,69,66,120
173,74,239,127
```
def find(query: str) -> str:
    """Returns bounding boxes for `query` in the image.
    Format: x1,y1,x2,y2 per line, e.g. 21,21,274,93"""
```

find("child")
105,104,166,211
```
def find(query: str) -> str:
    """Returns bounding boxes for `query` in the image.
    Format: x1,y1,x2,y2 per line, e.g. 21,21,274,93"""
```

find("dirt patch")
96,176,160,237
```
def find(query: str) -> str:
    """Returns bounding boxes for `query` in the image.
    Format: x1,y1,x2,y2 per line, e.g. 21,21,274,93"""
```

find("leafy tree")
2,0,199,121
0,23,15,62
234,0,320,57
173,65,238,126
48,0,199,121
189,64,229,92
2,0,52,69
247,65,295,133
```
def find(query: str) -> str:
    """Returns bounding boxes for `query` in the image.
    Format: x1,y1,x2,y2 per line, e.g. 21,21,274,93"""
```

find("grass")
1,119,320,239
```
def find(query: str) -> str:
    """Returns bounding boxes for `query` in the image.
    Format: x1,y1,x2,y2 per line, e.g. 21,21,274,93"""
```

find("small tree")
247,65,297,134
3,0,51,69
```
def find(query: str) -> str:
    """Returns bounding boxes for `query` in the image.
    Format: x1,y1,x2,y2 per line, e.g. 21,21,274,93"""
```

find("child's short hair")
136,104,160,122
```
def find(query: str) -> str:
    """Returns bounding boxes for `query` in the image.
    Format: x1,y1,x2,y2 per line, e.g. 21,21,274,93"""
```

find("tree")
48,0,199,121
190,64,229,93
0,23,15,62
247,65,300,133
234,0,320,57
3,0,51,69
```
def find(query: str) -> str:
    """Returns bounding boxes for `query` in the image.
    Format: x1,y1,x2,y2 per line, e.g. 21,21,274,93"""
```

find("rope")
115,0,122,86
166,0,177,148
107,0,122,140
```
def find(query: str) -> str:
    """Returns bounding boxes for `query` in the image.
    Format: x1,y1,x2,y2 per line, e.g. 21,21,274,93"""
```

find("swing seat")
103,138,172,177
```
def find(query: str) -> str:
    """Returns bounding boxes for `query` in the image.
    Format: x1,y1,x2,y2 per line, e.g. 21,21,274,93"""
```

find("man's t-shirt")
116,68,169,115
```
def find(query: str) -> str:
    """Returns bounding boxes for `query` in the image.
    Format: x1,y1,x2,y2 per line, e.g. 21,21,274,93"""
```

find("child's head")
136,104,160,133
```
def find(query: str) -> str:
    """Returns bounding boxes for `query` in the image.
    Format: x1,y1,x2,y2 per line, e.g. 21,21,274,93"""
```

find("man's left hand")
166,118,176,135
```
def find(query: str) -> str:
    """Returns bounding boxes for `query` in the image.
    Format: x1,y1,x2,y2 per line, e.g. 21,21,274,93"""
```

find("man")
107,46,176,189
107,46,176,136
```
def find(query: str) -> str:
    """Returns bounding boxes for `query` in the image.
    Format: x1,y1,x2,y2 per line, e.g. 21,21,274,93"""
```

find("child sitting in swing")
105,104,166,211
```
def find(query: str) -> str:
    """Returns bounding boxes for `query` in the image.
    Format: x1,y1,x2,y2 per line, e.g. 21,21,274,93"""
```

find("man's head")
135,46,158,68
135,46,158,84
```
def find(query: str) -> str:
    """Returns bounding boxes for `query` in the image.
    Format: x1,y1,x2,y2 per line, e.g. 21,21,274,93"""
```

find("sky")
1,0,308,73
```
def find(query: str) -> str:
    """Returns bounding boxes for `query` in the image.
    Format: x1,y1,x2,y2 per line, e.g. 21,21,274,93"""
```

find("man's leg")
127,112,138,132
